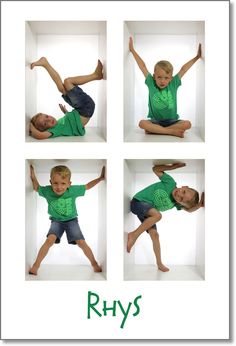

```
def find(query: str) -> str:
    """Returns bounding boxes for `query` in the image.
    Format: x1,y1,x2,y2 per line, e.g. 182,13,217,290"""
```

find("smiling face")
153,67,172,89
50,173,71,196
172,186,196,208
35,114,57,131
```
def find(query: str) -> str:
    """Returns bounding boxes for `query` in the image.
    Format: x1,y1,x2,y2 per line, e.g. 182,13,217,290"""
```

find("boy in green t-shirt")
29,164,105,275
129,37,202,138
29,57,103,140
127,162,204,272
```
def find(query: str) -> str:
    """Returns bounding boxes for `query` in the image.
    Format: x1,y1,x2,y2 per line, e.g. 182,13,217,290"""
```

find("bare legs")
127,208,169,272
76,240,102,272
30,57,103,95
29,235,102,275
139,119,191,138
29,234,57,275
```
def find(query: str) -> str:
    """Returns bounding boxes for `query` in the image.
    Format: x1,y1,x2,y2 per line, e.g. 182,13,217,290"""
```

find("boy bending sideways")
129,37,202,138
29,164,105,275
29,57,103,139
127,162,204,272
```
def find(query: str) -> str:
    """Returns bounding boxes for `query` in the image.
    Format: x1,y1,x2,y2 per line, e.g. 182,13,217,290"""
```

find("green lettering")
133,295,142,316
87,291,102,319
103,300,117,316
117,300,132,329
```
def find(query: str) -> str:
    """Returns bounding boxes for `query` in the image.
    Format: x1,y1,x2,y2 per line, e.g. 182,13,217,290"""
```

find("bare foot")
158,264,169,272
92,263,102,272
169,128,185,138
28,265,39,275
30,57,47,69
127,232,136,253
94,59,103,80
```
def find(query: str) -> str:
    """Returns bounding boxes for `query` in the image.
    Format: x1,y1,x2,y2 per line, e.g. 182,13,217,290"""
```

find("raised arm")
85,166,105,190
29,122,52,140
152,162,186,178
30,165,40,191
178,43,202,79
129,37,149,78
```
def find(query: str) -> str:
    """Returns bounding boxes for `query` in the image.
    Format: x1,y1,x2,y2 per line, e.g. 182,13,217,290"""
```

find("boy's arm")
85,166,105,190
183,192,205,213
129,37,149,78
153,162,186,178
30,165,40,191
178,43,202,79
29,122,52,140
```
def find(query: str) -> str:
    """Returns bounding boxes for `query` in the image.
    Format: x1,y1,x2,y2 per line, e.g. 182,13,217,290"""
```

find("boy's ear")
50,179,52,184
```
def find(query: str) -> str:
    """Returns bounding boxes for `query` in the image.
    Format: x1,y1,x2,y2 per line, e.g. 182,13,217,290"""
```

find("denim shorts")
47,218,85,244
151,118,180,127
62,86,95,118
130,198,157,231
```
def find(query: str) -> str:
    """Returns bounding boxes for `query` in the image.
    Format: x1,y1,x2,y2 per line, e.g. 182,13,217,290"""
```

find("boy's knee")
139,120,146,129
186,120,192,129
154,213,162,222
64,78,73,91
46,235,56,247
76,239,86,248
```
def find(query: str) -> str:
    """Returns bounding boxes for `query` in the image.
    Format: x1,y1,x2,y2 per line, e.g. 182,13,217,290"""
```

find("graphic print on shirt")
153,90,174,110
153,189,175,211
50,198,73,216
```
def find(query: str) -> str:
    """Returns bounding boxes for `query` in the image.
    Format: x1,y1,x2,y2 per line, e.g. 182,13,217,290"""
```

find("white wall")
25,21,107,141
25,159,106,274
124,21,205,141
124,160,205,273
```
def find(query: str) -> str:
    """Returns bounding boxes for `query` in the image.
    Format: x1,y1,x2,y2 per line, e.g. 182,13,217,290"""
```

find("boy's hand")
199,192,205,207
197,43,202,59
59,104,68,114
129,37,134,52
99,166,105,181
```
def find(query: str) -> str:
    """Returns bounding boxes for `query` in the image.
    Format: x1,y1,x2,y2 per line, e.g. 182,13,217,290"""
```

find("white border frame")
1,0,229,340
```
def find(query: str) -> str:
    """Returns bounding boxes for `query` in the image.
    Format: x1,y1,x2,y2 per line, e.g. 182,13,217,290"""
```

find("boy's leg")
139,120,186,138
63,60,103,91
76,240,102,272
29,234,57,275
31,57,66,95
148,228,169,272
127,208,162,253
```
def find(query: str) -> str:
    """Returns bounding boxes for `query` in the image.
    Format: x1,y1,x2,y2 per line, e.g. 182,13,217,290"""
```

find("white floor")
26,264,106,281
26,127,106,142
124,127,204,142
124,265,204,281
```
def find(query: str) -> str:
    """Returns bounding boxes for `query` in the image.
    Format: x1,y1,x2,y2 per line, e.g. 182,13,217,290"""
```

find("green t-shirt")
38,185,86,221
47,109,85,138
145,73,181,121
134,172,181,212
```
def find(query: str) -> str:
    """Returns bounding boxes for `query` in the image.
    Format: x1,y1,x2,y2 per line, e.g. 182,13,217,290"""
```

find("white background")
1,0,229,341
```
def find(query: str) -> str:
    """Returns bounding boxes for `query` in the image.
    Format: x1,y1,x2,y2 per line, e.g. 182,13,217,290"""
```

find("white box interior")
25,159,107,281
25,21,107,142
124,159,205,281
124,21,205,142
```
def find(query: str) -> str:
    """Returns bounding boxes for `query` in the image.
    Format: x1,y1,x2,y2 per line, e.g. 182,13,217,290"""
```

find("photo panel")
25,21,107,142
124,21,205,143
124,159,205,281
25,159,107,281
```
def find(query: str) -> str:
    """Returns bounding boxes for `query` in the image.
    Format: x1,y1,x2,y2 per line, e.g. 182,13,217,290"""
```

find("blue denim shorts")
47,218,85,244
130,198,157,231
62,86,95,118
151,118,180,127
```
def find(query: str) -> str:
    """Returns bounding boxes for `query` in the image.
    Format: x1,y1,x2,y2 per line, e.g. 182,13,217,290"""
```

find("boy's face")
36,114,57,131
172,186,195,208
154,67,172,89
50,173,71,196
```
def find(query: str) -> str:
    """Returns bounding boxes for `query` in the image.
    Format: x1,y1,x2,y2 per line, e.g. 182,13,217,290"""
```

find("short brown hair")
186,189,199,209
154,60,173,75
50,165,71,180
31,113,44,131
